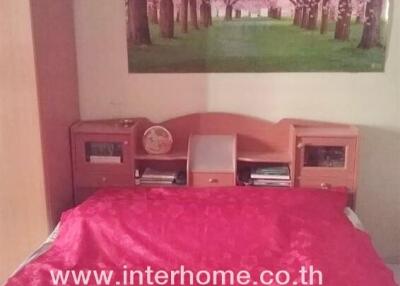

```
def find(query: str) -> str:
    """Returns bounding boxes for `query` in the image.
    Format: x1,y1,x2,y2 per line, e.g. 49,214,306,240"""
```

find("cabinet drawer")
296,176,354,191
190,172,235,187
75,172,134,188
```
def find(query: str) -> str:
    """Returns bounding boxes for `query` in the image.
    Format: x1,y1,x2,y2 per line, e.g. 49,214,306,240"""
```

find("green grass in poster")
128,18,385,73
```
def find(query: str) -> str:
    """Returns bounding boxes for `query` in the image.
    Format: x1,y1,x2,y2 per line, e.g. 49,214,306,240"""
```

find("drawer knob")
320,182,330,189
101,176,107,182
209,178,219,183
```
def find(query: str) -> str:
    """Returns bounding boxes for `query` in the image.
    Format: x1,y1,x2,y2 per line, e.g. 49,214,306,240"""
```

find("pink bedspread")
6,187,396,286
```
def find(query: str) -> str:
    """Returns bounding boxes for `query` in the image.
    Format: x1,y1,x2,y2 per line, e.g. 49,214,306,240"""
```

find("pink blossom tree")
127,0,386,51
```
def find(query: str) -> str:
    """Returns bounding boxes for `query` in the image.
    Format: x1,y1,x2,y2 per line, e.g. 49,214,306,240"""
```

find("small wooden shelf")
237,151,291,163
135,151,188,161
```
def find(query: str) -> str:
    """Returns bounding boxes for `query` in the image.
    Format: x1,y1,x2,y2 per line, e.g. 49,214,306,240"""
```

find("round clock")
142,125,173,154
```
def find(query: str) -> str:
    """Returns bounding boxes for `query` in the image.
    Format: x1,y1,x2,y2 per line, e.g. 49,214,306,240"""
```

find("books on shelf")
86,142,123,163
252,179,291,187
250,165,290,180
136,168,186,186
141,168,177,180
238,165,291,187
139,179,175,185
139,168,177,185
251,174,290,180
89,156,121,164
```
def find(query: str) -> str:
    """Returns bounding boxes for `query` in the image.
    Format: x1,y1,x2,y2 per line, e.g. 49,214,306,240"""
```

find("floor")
387,264,400,285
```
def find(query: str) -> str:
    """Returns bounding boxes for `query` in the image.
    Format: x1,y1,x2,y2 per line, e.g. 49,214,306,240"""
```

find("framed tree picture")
126,0,391,73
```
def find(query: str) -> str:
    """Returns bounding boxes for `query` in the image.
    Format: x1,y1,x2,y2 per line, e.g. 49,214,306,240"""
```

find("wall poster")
126,0,390,73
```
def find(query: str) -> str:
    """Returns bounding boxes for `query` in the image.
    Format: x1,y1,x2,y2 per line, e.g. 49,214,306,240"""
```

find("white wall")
73,0,400,262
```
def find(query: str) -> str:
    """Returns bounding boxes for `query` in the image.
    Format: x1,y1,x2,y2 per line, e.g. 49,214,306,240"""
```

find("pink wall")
30,1,80,226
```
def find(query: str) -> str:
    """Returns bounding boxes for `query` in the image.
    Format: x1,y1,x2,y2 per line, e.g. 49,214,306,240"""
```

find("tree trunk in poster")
328,3,335,20
181,0,189,32
225,5,233,21
176,9,180,22
200,0,209,27
272,8,281,19
307,0,320,30
189,0,199,29
358,0,383,48
160,0,174,38
355,0,365,24
127,0,134,42
207,4,212,25
149,1,159,24
320,0,329,34
293,1,303,26
235,9,241,18
301,0,309,28
293,8,300,25
334,0,351,40
129,0,151,45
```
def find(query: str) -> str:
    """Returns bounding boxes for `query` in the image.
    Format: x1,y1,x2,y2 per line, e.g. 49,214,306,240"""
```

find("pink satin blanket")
5,187,396,285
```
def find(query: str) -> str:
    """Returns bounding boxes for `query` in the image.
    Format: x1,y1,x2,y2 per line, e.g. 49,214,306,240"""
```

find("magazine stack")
251,165,291,187
139,168,178,186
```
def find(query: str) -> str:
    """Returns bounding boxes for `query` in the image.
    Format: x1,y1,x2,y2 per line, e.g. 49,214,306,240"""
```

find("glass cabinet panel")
85,142,123,164
303,146,345,168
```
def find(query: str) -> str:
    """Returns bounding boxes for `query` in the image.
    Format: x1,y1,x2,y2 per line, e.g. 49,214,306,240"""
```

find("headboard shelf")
71,112,359,207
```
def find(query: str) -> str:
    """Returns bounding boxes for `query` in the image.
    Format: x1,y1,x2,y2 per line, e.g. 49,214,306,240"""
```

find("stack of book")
251,165,291,187
138,168,178,186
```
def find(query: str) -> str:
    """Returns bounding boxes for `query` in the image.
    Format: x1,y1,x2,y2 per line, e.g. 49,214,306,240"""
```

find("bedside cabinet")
71,119,138,204
293,126,359,194
188,135,237,187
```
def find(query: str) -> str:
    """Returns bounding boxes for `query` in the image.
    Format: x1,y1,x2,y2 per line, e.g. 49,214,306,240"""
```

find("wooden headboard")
71,113,359,205
136,113,352,160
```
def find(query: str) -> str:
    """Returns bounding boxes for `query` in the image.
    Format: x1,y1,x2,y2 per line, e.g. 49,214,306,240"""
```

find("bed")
4,186,396,286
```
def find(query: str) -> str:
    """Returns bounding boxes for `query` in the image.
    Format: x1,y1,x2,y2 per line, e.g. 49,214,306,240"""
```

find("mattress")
9,207,365,275
4,187,397,286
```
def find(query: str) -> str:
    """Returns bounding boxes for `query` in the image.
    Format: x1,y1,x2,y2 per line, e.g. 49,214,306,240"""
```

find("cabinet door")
296,137,356,178
74,133,133,173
